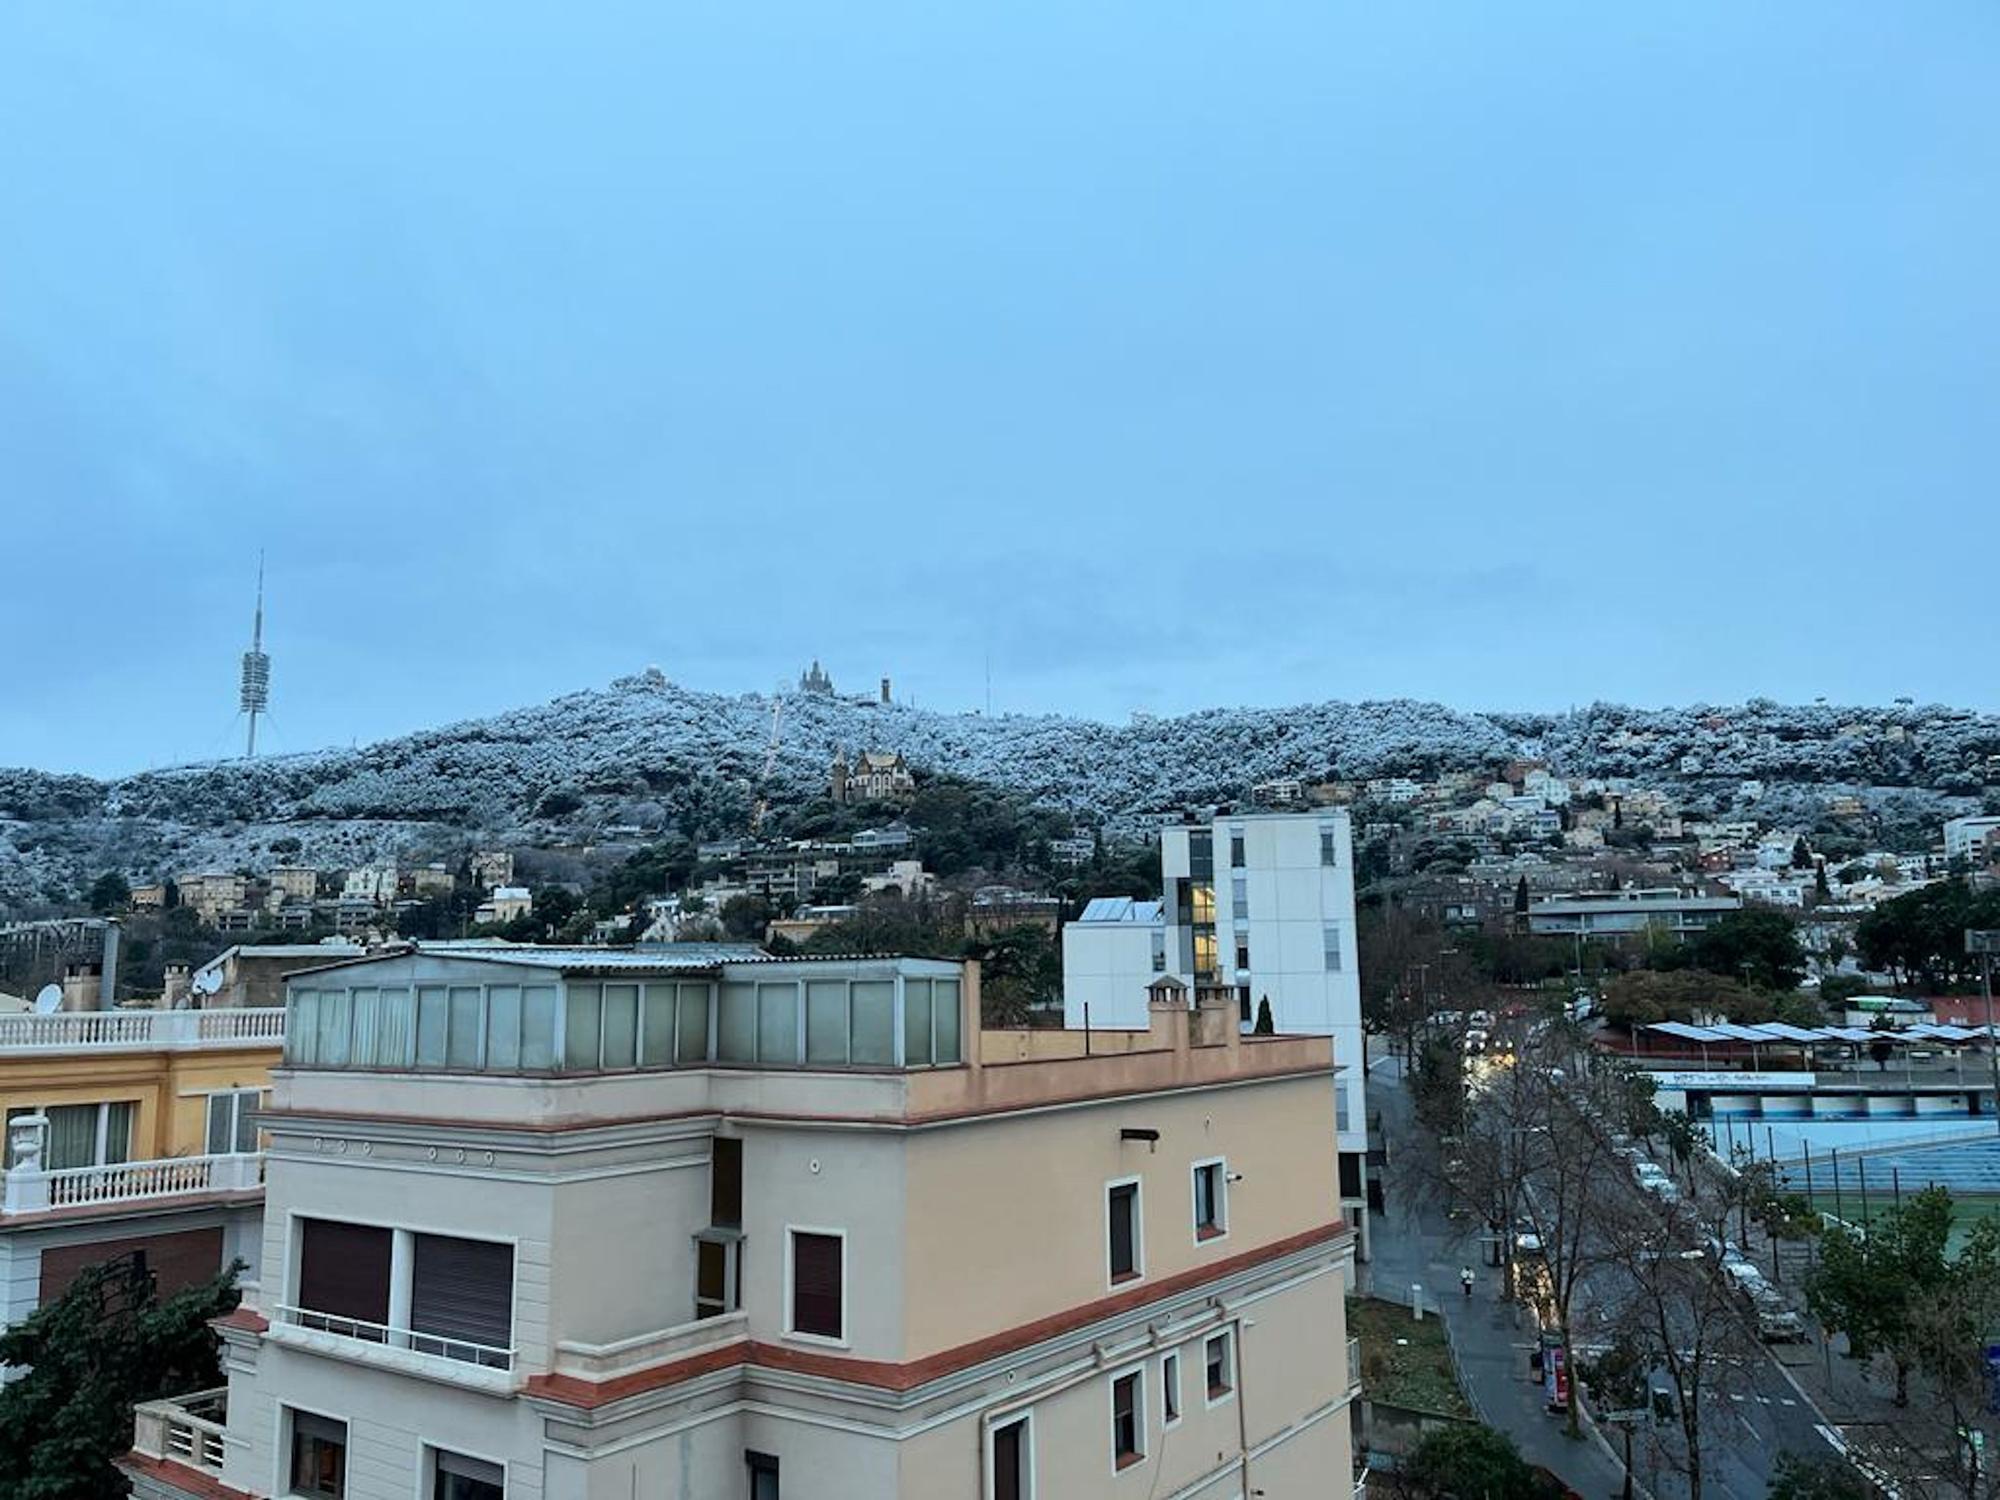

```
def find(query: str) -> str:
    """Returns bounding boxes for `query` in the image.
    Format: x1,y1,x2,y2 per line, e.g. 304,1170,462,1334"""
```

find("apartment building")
1946,816,2000,863
1527,888,1742,941
126,948,1355,1500
0,1004,283,1338
1061,810,1370,1256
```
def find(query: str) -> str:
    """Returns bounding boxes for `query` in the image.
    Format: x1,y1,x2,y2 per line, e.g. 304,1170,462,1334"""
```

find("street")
1365,1051,1844,1500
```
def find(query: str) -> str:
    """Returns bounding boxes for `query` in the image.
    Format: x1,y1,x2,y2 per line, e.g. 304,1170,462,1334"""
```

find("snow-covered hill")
1,672,1994,907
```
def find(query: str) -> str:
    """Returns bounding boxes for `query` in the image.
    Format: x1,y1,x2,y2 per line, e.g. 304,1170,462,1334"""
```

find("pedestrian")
1460,1265,1474,1299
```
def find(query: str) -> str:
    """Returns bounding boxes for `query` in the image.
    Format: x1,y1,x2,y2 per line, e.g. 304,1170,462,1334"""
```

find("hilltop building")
799,659,835,696
126,947,1356,1500
830,749,915,805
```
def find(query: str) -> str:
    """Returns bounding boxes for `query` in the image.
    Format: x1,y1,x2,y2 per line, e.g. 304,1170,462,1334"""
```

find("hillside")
0,671,1995,909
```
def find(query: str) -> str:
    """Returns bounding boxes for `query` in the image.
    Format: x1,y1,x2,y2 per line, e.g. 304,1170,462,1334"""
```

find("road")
1366,1051,1843,1500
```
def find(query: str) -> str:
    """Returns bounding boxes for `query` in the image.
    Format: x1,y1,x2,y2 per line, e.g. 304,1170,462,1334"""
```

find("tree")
974,925,1060,1026
1398,1422,1543,1500
0,1253,242,1500
532,886,582,931
85,872,129,915
1514,876,1530,915
1792,837,1814,870
1767,1453,1872,1500
1659,1109,1699,1185
1685,909,1806,991
1858,883,2000,993
1806,1186,1959,1406
1814,864,1832,903
1252,995,1275,1034
1579,1334,1651,1500
719,894,772,942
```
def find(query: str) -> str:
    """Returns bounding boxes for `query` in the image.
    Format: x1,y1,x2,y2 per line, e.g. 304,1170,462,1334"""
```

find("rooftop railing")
132,1388,229,1479
0,1008,285,1053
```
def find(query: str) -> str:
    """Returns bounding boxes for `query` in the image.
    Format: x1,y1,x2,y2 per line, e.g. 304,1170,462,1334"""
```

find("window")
1106,1179,1142,1283
1205,1331,1235,1402
1320,826,1339,866
1229,831,1245,868
1192,1160,1227,1241
1110,1369,1145,1469
432,1450,503,1500
1323,924,1343,972
747,1452,780,1500
788,1229,844,1341
991,1415,1031,1500
1161,1351,1182,1427
13,1101,135,1170
1231,874,1247,916
206,1090,261,1155
295,1219,392,1331
410,1233,514,1361
289,1411,347,1500
1234,938,1250,972
711,1137,743,1227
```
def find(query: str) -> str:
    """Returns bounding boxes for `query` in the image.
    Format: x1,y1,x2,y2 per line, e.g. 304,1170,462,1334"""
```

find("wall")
901,1072,1337,1360
0,1042,278,1160
1061,919,1160,1030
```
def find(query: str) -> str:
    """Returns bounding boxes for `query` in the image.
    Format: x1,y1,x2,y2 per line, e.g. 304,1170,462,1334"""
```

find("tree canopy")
0,1253,242,1500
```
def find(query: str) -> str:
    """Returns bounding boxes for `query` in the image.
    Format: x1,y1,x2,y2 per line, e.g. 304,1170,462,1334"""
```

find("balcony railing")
272,1303,515,1371
2,1151,263,1216
1348,1335,1363,1395
0,1008,286,1053
132,1388,228,1478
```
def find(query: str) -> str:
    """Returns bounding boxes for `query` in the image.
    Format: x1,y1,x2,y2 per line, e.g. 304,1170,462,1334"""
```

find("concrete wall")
902,1072,1338,1360
1061,919,1160,1030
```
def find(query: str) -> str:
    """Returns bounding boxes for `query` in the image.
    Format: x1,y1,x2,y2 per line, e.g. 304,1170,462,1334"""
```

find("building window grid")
287,972,962,1077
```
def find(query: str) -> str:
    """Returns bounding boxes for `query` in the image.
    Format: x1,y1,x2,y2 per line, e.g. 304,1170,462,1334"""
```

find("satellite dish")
192,969,224,997
33,984,62,1015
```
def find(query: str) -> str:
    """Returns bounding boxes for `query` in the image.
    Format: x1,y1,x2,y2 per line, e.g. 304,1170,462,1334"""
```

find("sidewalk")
1365,1056,1632,1500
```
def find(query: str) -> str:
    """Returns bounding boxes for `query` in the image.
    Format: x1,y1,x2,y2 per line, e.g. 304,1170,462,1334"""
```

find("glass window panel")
641,984,676,1066
521,987,558,1069
757,983,799,1065
289,991,319,1065
319,989,351,1067
602,984,639,1068
903,979,932,1066
101,1100,134,1164
377,988,412,1067
486,986,522,1071
446,987,483,1068
934,979,961,1064
350,988,380,1066
234,1091,260,1153
806,982,848,1065
717,983,756,1063
206,1094,233,1156
416,987,450,1068
676,983,711,1064
851,981,895,1066
564,984,603,1070
45,1104,98,1170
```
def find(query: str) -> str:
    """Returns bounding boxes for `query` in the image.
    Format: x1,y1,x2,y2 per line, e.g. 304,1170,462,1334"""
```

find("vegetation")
1347,1294,1473,1418
0,1254,242,1500
1765,1453,1873,1500
1857,882,2000,993
1396,1423,1546,1500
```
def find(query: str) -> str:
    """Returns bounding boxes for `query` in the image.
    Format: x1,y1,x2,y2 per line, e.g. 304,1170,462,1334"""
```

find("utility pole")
1970,931,2000,1137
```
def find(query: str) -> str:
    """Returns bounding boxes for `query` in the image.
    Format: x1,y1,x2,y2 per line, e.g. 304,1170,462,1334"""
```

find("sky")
3,4,1995,777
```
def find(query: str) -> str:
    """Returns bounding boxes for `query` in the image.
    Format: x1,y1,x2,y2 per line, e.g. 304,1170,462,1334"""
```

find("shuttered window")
296,1219,391,1328
411,1234,513,1360
1111,1370,1144,1467
788,1230,843,1341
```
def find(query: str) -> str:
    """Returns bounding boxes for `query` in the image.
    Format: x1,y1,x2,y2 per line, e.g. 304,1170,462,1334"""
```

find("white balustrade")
3,1152,264,1214
0,1008,285,1053
134,1389,229,1477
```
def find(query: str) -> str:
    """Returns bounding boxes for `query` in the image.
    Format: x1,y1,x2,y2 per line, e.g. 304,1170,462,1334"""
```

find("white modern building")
1061,811,1369,1253
1945,816,2000,863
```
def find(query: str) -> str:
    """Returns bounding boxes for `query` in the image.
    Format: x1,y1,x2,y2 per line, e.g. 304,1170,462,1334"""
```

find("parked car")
1749,1289,1809,1343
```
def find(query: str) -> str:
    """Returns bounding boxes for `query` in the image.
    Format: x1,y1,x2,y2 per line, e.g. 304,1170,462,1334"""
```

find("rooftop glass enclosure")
284,956,965,1075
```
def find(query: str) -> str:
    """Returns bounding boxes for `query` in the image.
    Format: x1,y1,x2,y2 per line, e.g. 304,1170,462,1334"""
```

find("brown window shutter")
791,1232,842,1338
297,1220,392,1325
410,1234,513,1353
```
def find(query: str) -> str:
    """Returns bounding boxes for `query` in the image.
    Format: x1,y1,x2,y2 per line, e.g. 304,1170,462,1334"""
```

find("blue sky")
3,3,1994,776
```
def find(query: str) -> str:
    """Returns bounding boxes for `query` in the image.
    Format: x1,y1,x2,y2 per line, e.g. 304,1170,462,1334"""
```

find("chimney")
880,677,891,704
100,919,120,1009
61,964,101,1012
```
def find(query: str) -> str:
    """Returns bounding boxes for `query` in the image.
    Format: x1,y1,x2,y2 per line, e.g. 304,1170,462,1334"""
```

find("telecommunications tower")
239,555,271,758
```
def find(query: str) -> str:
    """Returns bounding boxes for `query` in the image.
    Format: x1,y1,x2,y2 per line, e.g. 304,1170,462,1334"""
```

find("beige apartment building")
128,947,1357,1500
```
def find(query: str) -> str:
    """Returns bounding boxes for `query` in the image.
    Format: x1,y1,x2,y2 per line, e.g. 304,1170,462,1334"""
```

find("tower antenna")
239,553,271,758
